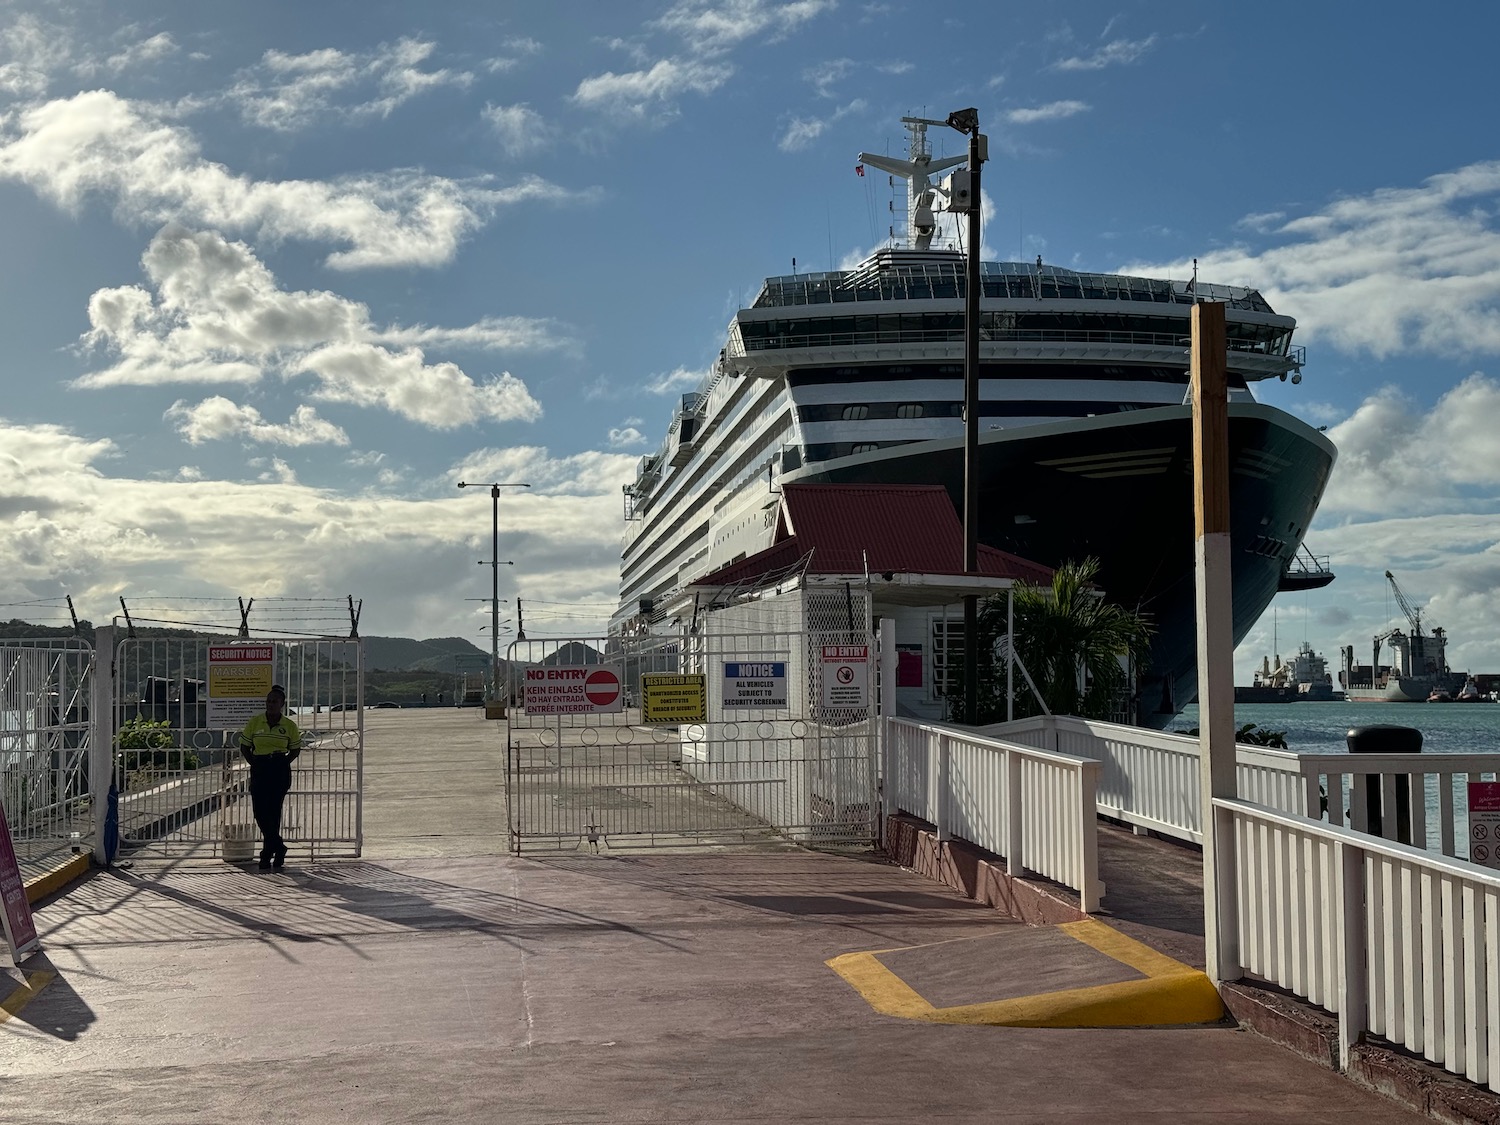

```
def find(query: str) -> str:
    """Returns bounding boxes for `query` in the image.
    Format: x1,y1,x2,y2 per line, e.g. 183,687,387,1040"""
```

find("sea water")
1176,700,1500,858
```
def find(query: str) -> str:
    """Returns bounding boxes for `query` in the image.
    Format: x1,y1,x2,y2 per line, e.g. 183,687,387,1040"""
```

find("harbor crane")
1375,569,1448,677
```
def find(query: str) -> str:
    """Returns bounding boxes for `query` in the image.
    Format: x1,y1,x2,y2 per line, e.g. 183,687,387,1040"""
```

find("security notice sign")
641,673,707,724
208,645,275,729
0,802,37,963
1469,781,1500,869
524,666,623,714
821,645,869,709
722,661,787,708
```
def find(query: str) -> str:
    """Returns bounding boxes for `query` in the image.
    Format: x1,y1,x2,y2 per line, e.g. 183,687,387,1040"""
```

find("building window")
841,404,869,420
931,617,966,699
850,443,880,454
896,403,924,419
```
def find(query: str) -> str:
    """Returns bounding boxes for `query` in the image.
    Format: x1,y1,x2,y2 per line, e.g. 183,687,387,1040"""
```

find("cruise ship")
613,118,1337,727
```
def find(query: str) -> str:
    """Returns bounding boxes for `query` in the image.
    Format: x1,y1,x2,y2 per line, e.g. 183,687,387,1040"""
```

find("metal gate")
113,635,364,860
0,638,94,865
506,589,877,852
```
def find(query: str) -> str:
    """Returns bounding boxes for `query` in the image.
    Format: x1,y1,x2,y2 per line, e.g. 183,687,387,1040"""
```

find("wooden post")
1192,301,1241,982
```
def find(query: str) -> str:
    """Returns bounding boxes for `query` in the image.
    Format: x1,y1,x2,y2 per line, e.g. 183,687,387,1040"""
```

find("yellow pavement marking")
826,918,1224,1028
26,853,91,904
0,971,55,1024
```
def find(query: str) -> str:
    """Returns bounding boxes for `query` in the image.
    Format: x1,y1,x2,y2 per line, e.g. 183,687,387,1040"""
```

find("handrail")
738,327,1292,359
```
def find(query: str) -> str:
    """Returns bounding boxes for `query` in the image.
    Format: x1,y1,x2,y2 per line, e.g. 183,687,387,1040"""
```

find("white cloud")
1319,374,1500,517
1126,161,1500,359
572,58,734,119
804,57,853,97
0,90,571,270
225,38,472,131
485,37,543,73
778,97,864,152
79,226,549,430
0,419,633,640
608,426,647,447
1054,34,1158,71
167,397,350,447
104,32,178,74
482,102,547,157
644,366,707,394
656,0,837,51
0,14,73,96
1005,100,1090,125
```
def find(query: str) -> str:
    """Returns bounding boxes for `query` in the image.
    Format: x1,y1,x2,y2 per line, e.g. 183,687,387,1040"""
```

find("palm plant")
947,557,1153,723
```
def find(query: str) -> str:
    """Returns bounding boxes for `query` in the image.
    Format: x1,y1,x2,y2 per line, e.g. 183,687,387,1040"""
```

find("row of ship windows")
796,400,1158,424
737,312,1291,352
787,362,1218,385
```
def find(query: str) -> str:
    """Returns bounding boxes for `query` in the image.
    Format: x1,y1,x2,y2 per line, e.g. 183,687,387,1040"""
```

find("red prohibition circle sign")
585,669,621,706
836,665,855,685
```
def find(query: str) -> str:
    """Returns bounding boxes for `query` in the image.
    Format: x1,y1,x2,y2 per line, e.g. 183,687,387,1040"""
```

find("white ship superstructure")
615,118,1336,725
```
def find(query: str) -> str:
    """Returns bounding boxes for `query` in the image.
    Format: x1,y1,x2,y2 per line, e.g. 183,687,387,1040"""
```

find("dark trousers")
248,756,292,857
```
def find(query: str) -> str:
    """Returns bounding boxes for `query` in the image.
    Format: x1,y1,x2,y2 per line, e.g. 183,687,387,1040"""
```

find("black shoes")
258,853,272,871
272,845,288,871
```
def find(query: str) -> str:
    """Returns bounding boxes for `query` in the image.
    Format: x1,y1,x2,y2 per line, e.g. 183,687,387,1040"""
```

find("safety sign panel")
641,673,707,724
208,645,275,730
821,645,869,709
0,802,37,963
722,662,787,708
1469,781,1500,869
524,665,623,714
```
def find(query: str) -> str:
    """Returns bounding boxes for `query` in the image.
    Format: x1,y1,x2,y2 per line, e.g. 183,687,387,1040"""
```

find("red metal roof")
695,484,1054,587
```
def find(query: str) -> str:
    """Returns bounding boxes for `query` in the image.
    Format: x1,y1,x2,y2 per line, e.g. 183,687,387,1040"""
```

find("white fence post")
1006,746,1023,875
936,734,949,842
879,623,896,843
1338,838,1368,1069
90,624,115,864
1079,760,1102,912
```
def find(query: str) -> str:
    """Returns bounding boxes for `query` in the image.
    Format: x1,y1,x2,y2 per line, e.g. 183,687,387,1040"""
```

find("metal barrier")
884,716,1104,911
112,635,363,860
1220,796,1500,1089
506,621,877,852
0,637,94,865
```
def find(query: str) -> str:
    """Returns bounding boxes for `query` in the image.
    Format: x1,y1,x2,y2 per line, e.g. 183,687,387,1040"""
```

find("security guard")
239,684,301,870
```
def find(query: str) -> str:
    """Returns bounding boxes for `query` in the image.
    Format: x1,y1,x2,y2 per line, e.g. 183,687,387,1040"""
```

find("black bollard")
1347,725,1423,843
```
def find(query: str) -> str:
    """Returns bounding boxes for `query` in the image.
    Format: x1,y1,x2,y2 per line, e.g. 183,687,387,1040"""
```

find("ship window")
841,404,869,421
896,404,924,419
851,443,880,454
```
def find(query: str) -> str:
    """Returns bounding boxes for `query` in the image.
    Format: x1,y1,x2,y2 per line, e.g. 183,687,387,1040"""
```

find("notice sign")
821,645,869,709
1469,781,1500,869
524,665,623,714
208,645,275,730
722,662,787,708
0,802,38,963
641,673,707,724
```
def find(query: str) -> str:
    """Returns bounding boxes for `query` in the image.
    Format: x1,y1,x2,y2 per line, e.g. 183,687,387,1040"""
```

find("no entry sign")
524,665,623,714
821,645,869,709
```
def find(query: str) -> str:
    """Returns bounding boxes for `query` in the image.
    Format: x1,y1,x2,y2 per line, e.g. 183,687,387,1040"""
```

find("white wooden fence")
884,717,1103,911
1221,796,1500,1089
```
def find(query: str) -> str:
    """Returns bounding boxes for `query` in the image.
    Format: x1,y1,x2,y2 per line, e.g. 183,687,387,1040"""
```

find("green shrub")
1177,722,1289,749
115,716,201,781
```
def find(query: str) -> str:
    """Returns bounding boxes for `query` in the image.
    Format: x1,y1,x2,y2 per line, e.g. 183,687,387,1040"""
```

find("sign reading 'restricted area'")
821,645,869,709
208,645,275,730
641,673,707,724
1469,781,1500,869
722,661,787,708
524,666,623,714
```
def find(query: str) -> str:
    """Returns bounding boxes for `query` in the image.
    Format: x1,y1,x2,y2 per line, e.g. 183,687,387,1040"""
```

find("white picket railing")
1220,796,1500,1089
885,717,1103,911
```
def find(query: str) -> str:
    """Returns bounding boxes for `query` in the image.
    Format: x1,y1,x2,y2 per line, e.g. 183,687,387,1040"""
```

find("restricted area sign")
821,645,869,709
523,665,623,714
722,661,787,708
641,673,707,724
1469,781,1500,869
208,644,275,730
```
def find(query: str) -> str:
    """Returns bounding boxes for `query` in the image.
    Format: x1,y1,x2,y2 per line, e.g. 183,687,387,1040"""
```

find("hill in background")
363,635,488,672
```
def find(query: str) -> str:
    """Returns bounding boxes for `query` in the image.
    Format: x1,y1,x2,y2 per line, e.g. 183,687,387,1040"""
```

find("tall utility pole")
943,107,986,723
457,481,530,704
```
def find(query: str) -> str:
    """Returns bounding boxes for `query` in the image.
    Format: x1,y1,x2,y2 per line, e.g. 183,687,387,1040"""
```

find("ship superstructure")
1343,570,1466,703
615,118,1336,726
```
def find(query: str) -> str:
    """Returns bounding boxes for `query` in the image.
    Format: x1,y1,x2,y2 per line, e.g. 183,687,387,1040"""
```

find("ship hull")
784,402,1336,728
1346,674,1467,704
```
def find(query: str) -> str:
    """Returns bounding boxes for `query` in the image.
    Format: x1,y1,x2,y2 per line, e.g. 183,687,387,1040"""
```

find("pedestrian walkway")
0,709,1426,1123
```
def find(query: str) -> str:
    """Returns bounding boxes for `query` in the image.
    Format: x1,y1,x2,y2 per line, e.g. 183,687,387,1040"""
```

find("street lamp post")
457,481,530,704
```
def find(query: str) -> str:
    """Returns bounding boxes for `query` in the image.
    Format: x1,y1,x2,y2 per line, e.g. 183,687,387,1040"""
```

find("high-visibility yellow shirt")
239,713,302,756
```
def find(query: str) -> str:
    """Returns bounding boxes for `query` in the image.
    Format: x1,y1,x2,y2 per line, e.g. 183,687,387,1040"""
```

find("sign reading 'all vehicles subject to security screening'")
523,666,623,714
821,645,869,709
641,673,707,724
722,661,788,708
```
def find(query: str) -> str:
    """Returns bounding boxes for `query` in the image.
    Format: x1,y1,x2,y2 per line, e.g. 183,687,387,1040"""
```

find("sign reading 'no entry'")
524,666,623,714
821,645,869,709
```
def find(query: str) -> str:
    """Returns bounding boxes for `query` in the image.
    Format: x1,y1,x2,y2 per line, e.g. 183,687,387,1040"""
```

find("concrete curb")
24,853,92,905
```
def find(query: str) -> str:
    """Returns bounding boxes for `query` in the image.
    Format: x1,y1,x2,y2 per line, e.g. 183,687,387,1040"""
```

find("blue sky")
1,1,1498,682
